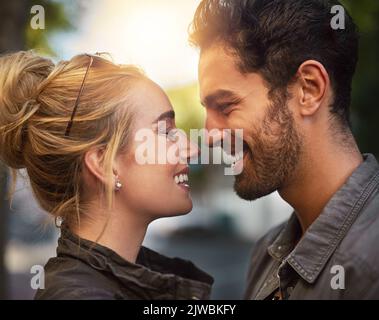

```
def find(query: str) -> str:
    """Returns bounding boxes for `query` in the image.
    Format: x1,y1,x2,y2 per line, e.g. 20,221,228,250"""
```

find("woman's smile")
174,166,190,192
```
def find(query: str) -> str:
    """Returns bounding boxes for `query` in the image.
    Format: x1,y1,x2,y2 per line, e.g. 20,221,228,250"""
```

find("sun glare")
64,0,201,88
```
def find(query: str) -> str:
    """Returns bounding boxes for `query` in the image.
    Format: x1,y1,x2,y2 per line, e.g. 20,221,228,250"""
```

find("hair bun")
0,51,54,169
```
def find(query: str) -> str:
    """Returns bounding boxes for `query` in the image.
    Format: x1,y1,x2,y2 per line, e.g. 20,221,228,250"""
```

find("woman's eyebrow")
153,110,175,124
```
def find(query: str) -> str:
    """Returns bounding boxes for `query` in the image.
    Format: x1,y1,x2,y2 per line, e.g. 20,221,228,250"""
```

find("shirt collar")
268,153,379,284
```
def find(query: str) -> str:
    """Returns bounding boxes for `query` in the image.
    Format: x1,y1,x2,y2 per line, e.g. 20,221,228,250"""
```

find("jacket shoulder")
34,256,122,300
338,188,379,268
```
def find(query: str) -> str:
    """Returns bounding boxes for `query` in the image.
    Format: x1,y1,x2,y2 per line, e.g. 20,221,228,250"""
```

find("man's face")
199,44,303,200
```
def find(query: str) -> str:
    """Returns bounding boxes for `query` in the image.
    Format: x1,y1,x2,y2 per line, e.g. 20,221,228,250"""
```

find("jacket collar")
268,154,379,284
58,227,214,299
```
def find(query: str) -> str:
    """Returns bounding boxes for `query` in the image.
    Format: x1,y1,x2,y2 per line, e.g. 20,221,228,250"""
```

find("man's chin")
233,175,277,201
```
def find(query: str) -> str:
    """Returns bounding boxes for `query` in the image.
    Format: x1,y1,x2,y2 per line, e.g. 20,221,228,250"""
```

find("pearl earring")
115,178,123,191
55,216,64,228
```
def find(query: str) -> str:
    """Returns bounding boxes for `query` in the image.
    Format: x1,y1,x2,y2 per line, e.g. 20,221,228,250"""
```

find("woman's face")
116,79,199,221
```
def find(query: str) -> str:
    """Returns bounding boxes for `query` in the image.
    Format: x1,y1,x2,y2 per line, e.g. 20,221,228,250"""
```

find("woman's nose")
176,130,200,163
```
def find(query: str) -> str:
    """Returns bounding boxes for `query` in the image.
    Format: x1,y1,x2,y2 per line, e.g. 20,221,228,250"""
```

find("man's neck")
279,139,363,234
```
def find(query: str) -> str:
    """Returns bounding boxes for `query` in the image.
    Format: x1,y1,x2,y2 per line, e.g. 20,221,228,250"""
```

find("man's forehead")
199,50,263,100
199,49,242,97
199,45,238,75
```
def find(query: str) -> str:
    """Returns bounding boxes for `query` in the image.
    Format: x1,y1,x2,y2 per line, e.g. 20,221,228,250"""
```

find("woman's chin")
182,201,193,215
167,200,193,217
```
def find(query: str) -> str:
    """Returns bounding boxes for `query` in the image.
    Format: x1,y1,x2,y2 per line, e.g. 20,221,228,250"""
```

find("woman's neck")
72,205,150,263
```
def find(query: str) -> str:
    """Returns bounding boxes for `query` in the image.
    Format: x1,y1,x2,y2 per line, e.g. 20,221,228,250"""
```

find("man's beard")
234,91,303,201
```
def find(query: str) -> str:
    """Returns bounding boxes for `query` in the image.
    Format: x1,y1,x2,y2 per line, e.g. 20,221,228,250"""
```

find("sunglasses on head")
64,52,113,137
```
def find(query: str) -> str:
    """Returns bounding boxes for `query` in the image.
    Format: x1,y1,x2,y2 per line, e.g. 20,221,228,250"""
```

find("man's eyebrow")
153,110,175,123
201,89,240,108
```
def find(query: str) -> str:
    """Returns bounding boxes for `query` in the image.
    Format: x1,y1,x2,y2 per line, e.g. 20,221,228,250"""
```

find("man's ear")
295,60,330,117
84,147,108,185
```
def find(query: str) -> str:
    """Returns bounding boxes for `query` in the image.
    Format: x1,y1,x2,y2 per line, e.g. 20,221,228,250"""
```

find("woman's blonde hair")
0,51,145,228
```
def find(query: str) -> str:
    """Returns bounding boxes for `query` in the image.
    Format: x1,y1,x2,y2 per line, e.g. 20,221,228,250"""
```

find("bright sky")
54,0,202,89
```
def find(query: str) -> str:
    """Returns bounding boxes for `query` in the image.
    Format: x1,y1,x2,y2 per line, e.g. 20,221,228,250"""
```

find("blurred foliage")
26,0,75,56
341,0,379,157
166,84,205,133
166,85,207,186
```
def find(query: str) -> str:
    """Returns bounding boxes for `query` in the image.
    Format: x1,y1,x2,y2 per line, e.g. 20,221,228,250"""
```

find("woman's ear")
296,60,330,117
83,147,107,185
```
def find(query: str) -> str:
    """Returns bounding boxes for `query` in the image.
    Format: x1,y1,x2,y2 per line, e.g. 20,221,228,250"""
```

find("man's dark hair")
189,0,359,128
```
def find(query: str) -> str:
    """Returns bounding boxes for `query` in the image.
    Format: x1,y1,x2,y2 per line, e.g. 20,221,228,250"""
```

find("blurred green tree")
342,0,379,157
166,84,205,133
26,0,74,56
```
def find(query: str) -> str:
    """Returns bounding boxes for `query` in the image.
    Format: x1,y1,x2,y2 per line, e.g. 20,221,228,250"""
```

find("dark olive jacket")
34,228,213,300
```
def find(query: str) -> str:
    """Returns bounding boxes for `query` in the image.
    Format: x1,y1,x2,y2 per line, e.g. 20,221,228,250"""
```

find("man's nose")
205,114,223,148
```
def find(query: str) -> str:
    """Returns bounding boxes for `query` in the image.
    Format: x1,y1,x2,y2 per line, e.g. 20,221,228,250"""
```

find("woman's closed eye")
166,129,180,142
158,124,179,142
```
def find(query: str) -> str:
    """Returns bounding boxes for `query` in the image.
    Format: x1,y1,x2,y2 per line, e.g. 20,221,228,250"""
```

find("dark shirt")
245,154,379,300
35,227,213,300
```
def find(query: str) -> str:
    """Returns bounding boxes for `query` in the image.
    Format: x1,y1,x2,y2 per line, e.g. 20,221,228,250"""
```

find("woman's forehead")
130,79,174,125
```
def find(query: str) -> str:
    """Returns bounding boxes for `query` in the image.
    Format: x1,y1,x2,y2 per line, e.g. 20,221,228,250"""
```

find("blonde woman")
0,51,213,300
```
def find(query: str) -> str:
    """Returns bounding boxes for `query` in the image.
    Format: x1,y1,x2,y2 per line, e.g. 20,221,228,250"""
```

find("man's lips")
223,142,251,164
